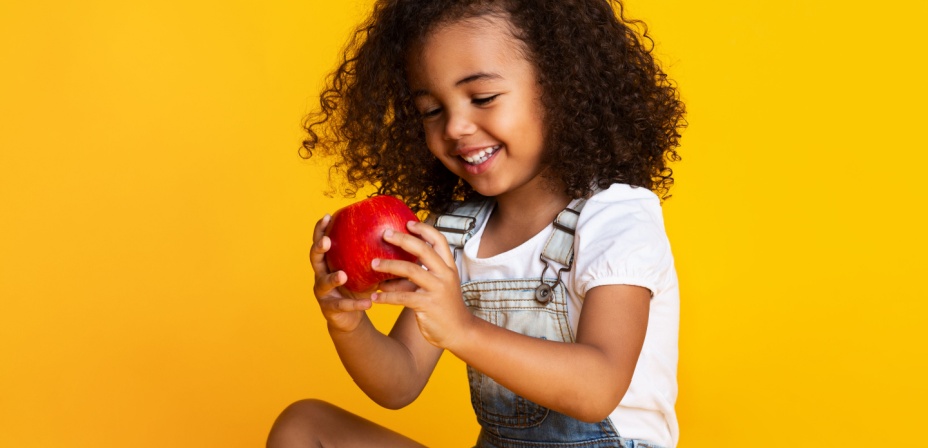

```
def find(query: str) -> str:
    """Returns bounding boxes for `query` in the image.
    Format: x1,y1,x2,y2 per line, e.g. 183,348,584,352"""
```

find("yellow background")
1,0,925,446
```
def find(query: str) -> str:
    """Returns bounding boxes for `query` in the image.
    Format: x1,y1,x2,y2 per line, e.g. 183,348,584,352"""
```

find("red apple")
324,195,420,292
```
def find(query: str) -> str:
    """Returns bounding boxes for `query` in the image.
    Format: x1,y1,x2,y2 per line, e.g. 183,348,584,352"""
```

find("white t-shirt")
456,183,680,448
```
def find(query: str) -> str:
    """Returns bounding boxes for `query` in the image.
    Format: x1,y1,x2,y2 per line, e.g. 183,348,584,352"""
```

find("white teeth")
462,145,499,164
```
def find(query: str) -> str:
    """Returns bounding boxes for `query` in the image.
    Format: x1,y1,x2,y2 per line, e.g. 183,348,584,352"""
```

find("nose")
443,109,477,141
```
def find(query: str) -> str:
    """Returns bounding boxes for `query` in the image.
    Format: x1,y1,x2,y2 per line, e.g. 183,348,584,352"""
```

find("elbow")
369,388,422,410
571,383,630,423
374,397,413,410
573,404,617,424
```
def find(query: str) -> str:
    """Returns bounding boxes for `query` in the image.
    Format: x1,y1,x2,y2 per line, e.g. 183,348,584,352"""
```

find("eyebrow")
411,72,503,98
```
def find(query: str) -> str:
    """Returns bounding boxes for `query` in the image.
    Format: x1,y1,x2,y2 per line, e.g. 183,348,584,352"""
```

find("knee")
267,399,338,448
280,399,341,423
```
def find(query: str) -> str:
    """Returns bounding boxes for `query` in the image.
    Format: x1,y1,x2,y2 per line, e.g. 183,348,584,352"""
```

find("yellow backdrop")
1,0,925,446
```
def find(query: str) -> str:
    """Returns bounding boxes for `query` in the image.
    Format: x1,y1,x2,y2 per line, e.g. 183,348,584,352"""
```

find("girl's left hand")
370,221,474,349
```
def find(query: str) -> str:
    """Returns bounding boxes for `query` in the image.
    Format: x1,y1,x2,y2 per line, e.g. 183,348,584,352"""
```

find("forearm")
329,313,425,409
447,316,632,422
363,226,648,419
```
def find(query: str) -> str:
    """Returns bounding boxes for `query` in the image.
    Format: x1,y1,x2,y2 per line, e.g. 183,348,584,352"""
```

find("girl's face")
406,15,547,200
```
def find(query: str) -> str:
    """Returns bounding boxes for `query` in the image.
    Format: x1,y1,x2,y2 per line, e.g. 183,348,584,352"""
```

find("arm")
328,308,444,409
450,285,649,422
373,222,650,422
309,215,443,409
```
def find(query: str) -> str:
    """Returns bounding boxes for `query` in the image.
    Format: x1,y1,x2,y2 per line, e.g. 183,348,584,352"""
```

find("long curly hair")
302,0,686,213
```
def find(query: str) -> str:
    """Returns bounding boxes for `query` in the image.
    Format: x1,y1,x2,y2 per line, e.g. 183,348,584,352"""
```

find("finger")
320,296,372,313
370,290,415,307
406,221,455,267
382,227,452,273
309,235,331,269
313,270,346,297
379,278,418,293
372,257,437,290
309,216,333,272
312,214,331,243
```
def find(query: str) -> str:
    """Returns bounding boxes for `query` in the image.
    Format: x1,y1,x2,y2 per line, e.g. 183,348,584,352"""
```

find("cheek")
423,137,449,166
422,125,447,155
524,104,547,145
424,142,441,159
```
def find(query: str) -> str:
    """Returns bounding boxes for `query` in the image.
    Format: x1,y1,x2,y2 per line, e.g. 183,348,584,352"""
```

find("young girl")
269,0,685,446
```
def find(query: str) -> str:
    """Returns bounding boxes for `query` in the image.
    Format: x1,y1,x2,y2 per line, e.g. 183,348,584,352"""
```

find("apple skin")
324,195,420,293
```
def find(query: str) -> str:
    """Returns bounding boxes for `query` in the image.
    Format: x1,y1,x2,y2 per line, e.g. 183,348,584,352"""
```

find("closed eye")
419,107,442,119
473,94,500,106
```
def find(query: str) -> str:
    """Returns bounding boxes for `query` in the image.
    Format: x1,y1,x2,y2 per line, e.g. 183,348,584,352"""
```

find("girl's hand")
309,214,375,334
369,221,475,349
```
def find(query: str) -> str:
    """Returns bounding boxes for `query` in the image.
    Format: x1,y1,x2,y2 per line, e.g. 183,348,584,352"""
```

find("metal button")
534,283,553,304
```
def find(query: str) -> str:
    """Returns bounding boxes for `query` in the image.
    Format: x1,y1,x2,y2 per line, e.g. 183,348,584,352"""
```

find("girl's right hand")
309,214,374,334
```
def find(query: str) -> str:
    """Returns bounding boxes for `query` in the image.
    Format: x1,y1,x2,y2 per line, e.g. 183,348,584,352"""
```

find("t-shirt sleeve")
570,188,674,299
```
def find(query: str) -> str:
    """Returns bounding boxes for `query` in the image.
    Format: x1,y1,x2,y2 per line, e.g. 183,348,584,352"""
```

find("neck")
474,177,571,258
491,181,571,230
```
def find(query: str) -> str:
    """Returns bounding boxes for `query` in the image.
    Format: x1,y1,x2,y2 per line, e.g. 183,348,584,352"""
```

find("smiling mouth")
461,145,500,165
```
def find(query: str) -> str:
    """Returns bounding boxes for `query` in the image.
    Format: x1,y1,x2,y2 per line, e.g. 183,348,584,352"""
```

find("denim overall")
433,200,663,448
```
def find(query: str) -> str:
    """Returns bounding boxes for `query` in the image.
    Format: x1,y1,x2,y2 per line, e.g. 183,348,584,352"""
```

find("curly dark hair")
301,0,686,213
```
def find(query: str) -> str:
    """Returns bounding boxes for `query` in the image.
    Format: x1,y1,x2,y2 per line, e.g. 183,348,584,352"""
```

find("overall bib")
433,200,663,448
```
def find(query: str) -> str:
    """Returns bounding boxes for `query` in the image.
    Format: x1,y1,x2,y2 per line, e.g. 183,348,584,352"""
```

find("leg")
267,399,427,448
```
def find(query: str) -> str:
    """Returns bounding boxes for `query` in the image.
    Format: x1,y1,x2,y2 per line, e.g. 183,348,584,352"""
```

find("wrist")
326,312,371,339
443,312,481,354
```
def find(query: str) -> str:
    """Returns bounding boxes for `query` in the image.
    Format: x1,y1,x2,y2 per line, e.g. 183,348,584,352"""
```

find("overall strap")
540,198,588,269
430,196,590,306
430,197,589,269
429,199,494,251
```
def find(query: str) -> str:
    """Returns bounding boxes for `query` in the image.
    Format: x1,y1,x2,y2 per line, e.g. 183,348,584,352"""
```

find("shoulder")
571,184,674,296
578,184,666,239
586,183,661,209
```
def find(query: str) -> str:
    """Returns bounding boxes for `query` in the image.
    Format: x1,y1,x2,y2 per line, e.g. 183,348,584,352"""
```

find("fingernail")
383,229,394,238
371,292,379,302
371,258,380,268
